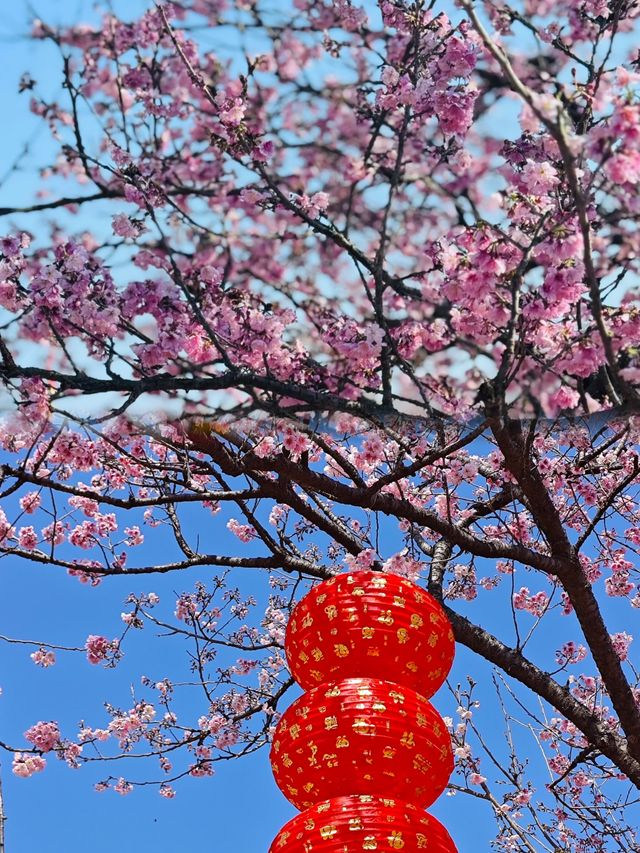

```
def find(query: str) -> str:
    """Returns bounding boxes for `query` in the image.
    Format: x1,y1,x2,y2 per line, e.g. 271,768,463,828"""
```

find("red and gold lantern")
285,571,454,698
269,795,458,852
271,677,453,810
269,570,458,852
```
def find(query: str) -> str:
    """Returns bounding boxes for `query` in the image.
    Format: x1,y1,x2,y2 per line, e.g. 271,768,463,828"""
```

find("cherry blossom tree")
1,0,640,849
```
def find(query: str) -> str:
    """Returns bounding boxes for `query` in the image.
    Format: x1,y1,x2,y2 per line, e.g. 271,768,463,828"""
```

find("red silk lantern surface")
270,677,453,811
285,571,454,697
269,794,457,852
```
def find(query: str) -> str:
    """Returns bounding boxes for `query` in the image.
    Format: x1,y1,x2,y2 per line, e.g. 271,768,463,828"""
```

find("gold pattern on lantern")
362,626,375,639
336,735,349,748
393,595,405,607
301,613,313,628
416,834,428,848
309,744,318,766
378,610,394,625
389,690,405,704
324,605,338,620
352,717,376,736
353,586,365,596
397,628,409,644
324,716,338,730
289,724,301,740
382,745,396,759
372,701,386,712
388,831,405,849
413,753,430,773
362,836,378,849
325,685,341,697
334,644,350,657
311,648,324,661
319,825,337,840
410,613,424,628
371,576,387,588
323,752,338,767
400,731,415,748
304,819,315,831
349,818,363,831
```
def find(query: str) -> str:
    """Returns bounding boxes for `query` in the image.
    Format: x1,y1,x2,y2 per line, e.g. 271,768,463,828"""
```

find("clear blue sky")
1,2,636,852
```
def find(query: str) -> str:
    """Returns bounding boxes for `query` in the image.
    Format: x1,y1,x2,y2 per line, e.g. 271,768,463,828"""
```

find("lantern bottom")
269,795,458,852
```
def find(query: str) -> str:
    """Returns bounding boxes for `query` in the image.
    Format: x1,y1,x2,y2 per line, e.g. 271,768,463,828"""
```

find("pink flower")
521,159,560,194
30,647,56,667
513,587,549,617
282,428,310,460
18,526,38,550
114,777,133,795
547,386,580,417
24,720,60,752
555,641,587,666
226,518,257,543
12,753,46,778
610,631,633,661
85,635,116,664
19,492,41,513
382,551,421,582
124,525,144,546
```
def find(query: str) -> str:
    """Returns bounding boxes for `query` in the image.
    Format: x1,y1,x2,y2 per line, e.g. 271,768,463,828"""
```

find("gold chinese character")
319,825,337,840
400,731,415,748
397,628,409,644
352,718,376,736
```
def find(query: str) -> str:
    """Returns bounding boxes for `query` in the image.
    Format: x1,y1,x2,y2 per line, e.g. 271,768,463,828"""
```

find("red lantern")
269,794,457,852
285,571,454,697
270,677,453,811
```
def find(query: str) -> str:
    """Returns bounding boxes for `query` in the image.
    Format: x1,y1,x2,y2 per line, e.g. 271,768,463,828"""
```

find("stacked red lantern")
269,571,458,852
